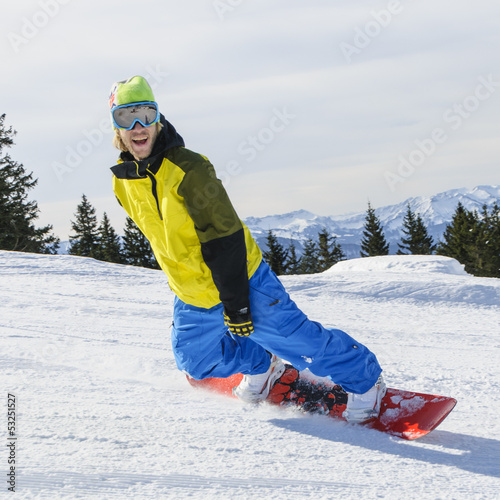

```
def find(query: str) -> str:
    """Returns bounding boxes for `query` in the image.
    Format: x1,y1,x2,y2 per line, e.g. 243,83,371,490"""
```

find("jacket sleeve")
177,158,250,312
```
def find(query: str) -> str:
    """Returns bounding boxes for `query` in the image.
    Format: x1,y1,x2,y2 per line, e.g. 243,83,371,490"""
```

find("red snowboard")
187,365,456,440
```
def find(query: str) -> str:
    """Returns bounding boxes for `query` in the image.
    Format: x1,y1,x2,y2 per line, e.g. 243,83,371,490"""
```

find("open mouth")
132,136,148,146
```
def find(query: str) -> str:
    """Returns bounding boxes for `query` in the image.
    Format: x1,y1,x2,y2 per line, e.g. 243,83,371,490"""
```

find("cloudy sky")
2,0,499,240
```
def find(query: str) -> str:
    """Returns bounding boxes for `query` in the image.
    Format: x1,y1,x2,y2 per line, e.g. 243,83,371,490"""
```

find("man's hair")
112,121,163,153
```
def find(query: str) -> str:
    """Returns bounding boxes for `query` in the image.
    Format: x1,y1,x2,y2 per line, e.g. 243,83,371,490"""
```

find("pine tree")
317,227,345,271
360,202,389,257
471,203,500,278
68,194,100,257
122,216,160,269
96,212,123,264
437,202,479,274
262,230,288,275
397,204,435,255
299,238,320,274
0,114,59,253
482,203,500,278
284,239,301,275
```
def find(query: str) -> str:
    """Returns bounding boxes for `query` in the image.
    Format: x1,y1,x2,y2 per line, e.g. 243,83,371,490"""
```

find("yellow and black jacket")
111,116,262,311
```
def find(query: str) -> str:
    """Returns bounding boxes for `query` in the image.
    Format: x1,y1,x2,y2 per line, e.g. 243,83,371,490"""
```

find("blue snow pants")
171,260,382,394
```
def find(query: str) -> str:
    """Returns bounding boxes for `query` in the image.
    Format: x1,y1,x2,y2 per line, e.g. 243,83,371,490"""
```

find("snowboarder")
108,75,386,423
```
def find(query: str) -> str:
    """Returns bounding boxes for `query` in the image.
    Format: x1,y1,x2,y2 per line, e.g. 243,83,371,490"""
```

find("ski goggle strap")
111,101,160,130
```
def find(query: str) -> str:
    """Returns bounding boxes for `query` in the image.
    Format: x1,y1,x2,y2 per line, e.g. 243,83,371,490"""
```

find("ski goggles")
111,101,160,130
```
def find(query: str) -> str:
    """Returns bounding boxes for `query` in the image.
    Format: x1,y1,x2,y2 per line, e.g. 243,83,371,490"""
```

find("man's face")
119,122,159,161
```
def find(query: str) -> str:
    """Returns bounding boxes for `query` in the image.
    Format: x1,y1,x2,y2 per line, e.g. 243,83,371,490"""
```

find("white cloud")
2,0,499,239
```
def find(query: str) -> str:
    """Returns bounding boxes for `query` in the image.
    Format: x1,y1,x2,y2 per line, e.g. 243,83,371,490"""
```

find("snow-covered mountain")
1,250,499,498
58,185,498,257
244,185,500,258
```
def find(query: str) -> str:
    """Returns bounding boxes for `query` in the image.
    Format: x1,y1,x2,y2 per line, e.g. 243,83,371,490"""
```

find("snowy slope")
245,185,500,257
1,251,500,499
